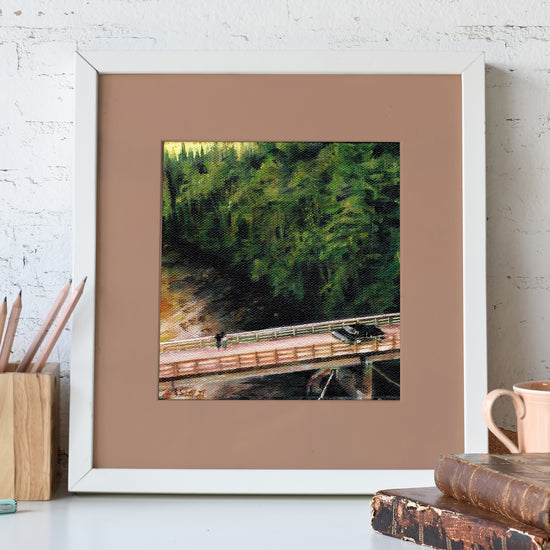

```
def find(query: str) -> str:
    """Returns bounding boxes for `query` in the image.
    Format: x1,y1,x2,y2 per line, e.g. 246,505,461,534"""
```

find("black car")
331,323,385,345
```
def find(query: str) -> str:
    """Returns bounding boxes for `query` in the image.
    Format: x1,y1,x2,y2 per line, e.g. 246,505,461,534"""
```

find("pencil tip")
3,297,6,302
18,290,22,296
83,276,88,283
69,278,72,283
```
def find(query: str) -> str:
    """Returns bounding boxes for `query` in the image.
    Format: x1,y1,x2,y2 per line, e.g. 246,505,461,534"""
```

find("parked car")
331,323,385,345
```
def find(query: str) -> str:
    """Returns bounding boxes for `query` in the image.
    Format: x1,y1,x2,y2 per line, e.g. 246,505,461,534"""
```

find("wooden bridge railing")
159,331,400,380
160,312,400,353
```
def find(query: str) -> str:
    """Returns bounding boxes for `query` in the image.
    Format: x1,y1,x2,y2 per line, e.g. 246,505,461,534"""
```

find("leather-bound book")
371,487,550,550
435,453,550,532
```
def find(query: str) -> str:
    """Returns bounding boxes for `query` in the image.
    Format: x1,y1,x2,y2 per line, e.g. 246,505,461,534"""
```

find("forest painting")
159,142,400,400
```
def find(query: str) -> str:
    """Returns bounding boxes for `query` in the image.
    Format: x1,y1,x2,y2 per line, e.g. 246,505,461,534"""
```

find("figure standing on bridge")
215,333,222,350
221,332,227,349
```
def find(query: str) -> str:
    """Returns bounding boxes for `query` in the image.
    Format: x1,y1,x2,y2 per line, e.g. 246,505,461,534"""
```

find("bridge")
159,313,400,381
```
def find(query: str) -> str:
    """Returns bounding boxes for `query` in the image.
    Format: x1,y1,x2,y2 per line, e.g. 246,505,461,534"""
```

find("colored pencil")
31,278,87,373
0,297,7,350
0,291,22,372
17,280,72,373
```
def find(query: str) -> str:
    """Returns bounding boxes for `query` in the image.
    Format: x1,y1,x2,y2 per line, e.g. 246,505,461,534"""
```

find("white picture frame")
70,51,486,494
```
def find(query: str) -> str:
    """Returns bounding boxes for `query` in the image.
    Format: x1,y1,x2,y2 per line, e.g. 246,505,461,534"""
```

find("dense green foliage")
162,142,399,324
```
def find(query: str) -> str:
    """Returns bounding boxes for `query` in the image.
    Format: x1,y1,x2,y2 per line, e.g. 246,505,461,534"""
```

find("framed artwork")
159,140,401,402
70,51,487,494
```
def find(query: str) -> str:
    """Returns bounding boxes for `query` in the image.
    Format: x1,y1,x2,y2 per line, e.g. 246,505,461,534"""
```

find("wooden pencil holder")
0,363,59,500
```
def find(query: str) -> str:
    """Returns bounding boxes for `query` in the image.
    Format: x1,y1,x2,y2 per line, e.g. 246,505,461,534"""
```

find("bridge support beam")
360,355,373,399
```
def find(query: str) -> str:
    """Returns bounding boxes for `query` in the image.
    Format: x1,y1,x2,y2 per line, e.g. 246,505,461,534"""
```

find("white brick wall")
1,0,550,468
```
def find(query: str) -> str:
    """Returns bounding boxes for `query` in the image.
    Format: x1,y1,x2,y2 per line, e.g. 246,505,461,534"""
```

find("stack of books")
371,453,550,550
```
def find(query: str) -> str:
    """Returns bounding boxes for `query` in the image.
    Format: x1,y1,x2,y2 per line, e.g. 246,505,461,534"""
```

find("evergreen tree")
162,141,400,324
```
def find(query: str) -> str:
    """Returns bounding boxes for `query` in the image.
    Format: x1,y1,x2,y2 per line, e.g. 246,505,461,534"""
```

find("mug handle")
482,389,525,453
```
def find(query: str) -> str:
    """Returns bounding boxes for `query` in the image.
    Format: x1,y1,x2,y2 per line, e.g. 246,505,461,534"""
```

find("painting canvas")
159,141,400,401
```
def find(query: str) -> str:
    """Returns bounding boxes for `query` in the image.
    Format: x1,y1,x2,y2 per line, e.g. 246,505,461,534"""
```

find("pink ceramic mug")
483,381,550,453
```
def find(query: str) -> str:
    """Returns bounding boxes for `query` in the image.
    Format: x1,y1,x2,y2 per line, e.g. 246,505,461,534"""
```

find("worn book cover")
372,487,550,550
435,453,550,532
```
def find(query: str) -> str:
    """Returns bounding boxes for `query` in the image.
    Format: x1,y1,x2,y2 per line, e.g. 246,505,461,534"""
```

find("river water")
159,360,400,400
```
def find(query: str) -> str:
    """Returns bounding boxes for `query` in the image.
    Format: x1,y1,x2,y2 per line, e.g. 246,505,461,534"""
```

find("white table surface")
1,491,413,549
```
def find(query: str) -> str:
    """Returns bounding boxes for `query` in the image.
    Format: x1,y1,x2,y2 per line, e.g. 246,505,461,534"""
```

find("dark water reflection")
161,360,400,401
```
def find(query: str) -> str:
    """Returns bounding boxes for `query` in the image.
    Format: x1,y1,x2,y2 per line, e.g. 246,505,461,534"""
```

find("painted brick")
20,40,76,74
0,42,18,76
8,76,74,122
